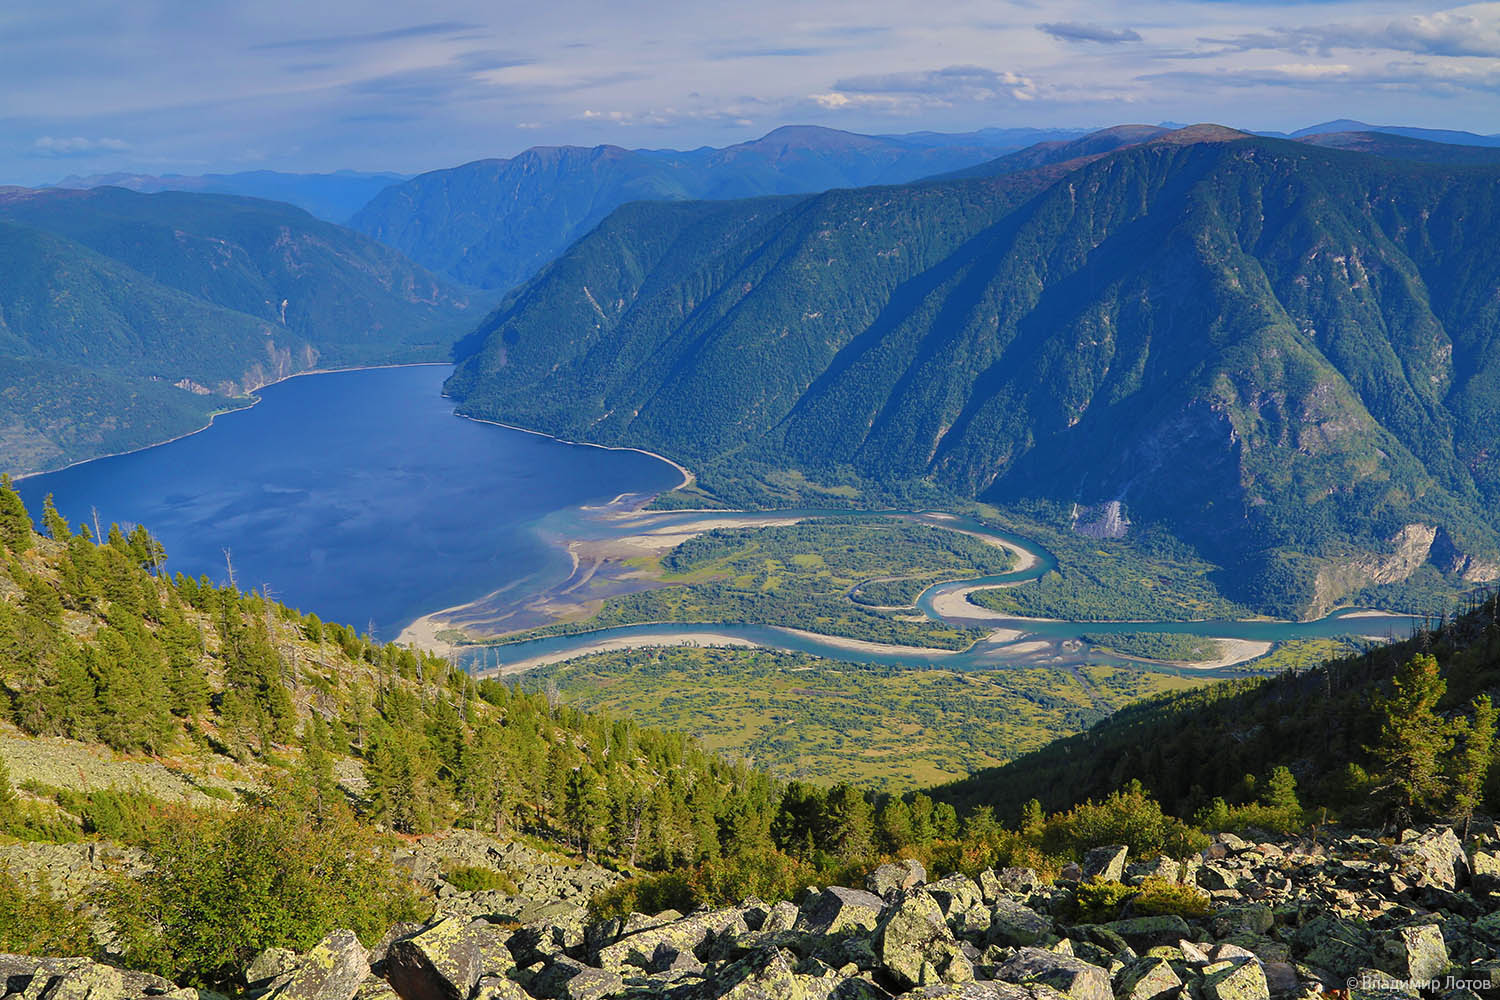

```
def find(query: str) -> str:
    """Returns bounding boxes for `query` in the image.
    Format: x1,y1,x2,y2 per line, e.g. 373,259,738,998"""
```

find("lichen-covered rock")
385,917,511,1000
1113,956,1182,1000
910,983,1068,999
987,899,1055,948
1387,829,1467,890
926,877,984,920
557,966,621,1000
0,955,194,1000
994,947,1112,1000
868,859,927,897
1082,847,1129,884
877,892,974,990
1380,924,1447,983
711,946,804,1000
1102,917,1189,952
594,907,748,973
1201,959,1270,1000
246,948,300,992
267,930,370,1000
797,887,887,936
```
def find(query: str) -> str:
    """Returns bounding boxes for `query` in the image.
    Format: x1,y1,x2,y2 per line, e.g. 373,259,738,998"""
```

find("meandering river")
17,365,1420,675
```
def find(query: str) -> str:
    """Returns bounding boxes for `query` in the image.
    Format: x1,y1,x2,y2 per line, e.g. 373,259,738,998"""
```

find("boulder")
1380,924,1447,983
709,946,804,1000
1201,959,1270,1000
877,892,975,990
1211,907,1273,939
385,917,512,1000
910,984,1066,999
558,966,622,1000
1387,829,1467,890
469,976,530,1000
245,948,300,992
0,956,189,1000
796,886,887,936
594,907,748,973
926,876,985,919
987,899,1055,948
1112,956,1182,1000
994,948,1112,1000
352,978,401,1000
1081,847,1129,884
1102,917,1190,952
267,930,370,1000
868,859,927,897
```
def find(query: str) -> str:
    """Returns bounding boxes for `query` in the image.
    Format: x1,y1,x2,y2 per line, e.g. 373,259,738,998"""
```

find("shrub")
56,787,192,844
107,783,425,987
444,865,518,894
1041,781,1208,860
1131,877,1210,918
0,865,93,955
1073,879,1137,922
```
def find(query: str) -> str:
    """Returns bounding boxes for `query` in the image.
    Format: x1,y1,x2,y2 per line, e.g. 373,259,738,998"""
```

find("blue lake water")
18,366,683,638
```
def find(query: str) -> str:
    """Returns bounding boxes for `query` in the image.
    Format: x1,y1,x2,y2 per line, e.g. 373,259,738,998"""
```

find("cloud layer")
2,0,1496,184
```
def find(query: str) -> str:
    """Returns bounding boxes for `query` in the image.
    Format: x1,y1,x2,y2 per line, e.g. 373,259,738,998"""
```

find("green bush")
107,785,425,987
444,865,518,894
0,865,93,955
589,848,818,922
1073,879,1137,922
1041,782,1208,860
1132,877,1210,918
56,787,191,844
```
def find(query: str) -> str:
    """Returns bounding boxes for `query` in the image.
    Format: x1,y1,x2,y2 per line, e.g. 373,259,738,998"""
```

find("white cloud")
31,135,130,157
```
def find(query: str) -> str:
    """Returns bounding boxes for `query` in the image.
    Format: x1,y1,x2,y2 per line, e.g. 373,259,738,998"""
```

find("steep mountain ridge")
445,130,1500,615
348,125,1044,291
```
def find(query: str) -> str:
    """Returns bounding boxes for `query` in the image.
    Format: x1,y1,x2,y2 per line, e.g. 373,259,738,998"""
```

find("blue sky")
2,0,1496,184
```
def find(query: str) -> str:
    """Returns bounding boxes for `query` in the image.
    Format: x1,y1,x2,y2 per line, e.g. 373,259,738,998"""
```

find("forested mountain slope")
0,186,481,475
445,127,1500,616
934,591,1500,830
348,125,1038,291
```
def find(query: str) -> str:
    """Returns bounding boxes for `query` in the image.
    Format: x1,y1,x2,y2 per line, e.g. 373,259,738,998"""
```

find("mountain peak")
1151,124,1252,145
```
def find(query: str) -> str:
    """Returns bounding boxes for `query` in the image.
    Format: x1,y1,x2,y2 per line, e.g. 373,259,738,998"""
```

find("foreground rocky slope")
11,824,1500,1000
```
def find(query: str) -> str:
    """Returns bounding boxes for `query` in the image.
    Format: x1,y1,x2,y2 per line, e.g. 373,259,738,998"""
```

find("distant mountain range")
0,186,479,475
444,125,1500,617
46,169,408,223
1283,119,1500,148
345,125,1091,292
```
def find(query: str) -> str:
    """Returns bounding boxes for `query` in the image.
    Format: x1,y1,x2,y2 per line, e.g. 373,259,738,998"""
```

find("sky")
3,0,1498,185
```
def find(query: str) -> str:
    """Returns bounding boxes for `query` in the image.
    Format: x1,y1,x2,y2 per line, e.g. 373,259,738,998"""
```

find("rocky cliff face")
11,823,1500,1000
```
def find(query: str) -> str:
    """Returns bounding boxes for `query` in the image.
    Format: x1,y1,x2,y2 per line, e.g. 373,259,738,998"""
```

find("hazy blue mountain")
47,169,407,222
445,126,1500,616
0,186,480,474
347,125,1051,291
1288,119,1500,148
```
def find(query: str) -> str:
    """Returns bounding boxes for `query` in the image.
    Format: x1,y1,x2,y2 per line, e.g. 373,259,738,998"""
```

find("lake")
18,365,684,638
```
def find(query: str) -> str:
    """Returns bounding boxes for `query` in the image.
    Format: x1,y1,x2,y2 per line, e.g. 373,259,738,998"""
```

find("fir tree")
1451,695,1496,822
1368,654,1452,824
0,477,32,554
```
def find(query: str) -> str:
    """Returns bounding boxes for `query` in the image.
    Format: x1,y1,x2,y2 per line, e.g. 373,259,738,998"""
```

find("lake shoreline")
13,360,452,482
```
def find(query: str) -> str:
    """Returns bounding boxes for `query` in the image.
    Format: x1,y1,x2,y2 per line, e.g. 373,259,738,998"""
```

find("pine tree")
1260,766,1300,813
564,766,609,858
0,477,32,554
1451,695,1496,821
1368,654,1453,824
41,494,70,542
825,784,874,861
